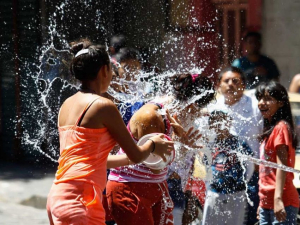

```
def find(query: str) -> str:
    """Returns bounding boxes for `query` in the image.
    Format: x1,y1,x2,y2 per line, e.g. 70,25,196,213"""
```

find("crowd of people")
46,32,300,225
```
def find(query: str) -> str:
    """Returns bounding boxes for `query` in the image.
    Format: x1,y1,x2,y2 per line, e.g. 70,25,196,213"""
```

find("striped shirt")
108,103,171,183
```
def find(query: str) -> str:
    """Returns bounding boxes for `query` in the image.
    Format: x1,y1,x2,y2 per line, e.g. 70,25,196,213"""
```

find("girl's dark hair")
111,62,119,77
208,110,230,125
255,81,298,148
110,34,126,53
244,31,261,42
70,39,110,81
172,73,216,108
115,47,141,63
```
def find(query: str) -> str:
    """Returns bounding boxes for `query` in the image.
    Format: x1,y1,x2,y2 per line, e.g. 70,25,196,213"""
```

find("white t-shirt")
209,94,263,158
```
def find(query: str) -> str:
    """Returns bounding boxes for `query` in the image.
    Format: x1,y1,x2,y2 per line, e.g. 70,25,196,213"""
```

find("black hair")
219,66,246,85
208,110,230,124
244,31,261,42
255,81,298,148
172,73,216,108
69,39,110,81
111,62,119,77
110,35,126,53
116,47,141,63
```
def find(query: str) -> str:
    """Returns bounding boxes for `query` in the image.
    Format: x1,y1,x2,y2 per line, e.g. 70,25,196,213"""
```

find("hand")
180,127,203,149
169,171,181,179
149,134,174,162
274,198,286,222
166,110,184,137
256,206,260,220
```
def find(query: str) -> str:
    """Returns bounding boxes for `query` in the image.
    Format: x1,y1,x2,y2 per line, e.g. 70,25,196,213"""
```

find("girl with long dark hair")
255,81,299,224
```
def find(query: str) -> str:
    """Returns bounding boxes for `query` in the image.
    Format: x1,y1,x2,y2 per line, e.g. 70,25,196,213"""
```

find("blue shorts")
259,206,298,225
167,178,185,209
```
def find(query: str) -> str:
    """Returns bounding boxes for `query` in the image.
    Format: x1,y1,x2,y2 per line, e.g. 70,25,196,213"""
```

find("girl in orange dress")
46,39,173,225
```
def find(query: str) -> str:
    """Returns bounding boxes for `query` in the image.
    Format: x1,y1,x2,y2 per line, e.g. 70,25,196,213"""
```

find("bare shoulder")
140,103,159,111
289,74,300,92
130,103,165,137
60,94,75,107
59,94,81,114
95,97,119,114
292,74,300,82
132,104,161,122
60,93,116,117
96,96,115,106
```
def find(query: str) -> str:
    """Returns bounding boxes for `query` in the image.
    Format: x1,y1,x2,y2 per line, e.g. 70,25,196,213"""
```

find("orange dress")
47,98,116,225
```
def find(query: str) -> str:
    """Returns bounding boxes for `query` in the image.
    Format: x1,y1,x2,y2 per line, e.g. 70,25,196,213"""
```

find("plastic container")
137,133,175,170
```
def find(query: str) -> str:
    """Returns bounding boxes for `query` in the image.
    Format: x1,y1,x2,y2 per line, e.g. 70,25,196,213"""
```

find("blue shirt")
118,101,145,125
232,55,280,89
206,136,253,194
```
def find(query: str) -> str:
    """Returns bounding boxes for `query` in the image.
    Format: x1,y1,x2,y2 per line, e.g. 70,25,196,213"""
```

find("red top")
259,121,299,209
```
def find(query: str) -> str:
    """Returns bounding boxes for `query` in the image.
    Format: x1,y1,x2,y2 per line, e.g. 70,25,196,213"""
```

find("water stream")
3,1,299,222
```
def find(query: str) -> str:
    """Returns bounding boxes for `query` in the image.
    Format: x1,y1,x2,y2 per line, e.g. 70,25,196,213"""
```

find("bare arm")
274,144,288,222
129,104,165,140
99,100,172,163
289,74,300,93
107,154,134,169
128,104,169,174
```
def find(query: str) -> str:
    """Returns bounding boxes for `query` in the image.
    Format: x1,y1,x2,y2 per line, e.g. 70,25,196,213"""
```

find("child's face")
219,71,245,103
209,114,231,136
244,36,261,54
258,92,283,121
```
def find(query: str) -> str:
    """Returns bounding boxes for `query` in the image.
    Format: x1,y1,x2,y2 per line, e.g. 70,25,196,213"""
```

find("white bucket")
137,133,175,170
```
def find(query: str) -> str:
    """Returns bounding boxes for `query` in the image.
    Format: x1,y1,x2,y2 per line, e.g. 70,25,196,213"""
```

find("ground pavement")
0,161,203,225
0,161,56,225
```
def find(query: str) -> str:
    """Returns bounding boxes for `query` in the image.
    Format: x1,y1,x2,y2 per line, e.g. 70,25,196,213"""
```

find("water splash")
4,2,298,221
239,153,300,174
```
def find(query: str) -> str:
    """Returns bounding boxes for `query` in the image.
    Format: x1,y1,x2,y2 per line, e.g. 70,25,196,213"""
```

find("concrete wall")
262,0,300,89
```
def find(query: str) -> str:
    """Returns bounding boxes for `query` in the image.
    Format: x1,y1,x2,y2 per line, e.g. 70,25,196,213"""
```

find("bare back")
58,92,106,129
129,104,165,140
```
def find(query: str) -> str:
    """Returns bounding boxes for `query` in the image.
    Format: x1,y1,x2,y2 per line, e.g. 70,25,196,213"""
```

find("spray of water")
5,1,299,220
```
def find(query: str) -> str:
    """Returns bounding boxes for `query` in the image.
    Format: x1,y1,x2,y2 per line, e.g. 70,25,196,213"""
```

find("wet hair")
172,73,216,108
70,39,110,81
110,35,126,53
208,110,230,125
255,81,298,148
116,47,141,63
219,66,246,85
244,31,261,42
111,62,119,77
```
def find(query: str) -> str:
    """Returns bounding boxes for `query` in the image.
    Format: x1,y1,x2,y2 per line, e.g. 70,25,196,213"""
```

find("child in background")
202,110,253,225
255,81,299,224
106,73,215,225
